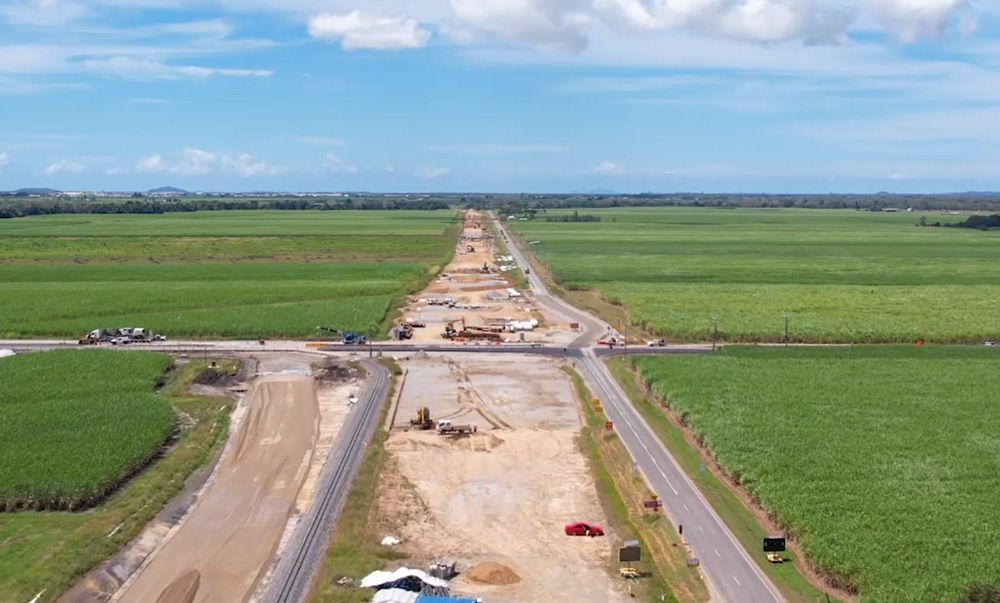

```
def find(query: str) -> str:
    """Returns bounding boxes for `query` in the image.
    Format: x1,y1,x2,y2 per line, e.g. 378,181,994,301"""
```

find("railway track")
263,359,391,603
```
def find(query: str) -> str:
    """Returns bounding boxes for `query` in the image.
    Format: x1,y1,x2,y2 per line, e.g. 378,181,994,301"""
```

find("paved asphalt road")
493,213,784,603
2,218,779,602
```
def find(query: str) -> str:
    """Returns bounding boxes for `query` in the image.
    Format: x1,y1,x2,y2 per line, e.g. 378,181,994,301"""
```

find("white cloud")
598,0,853,44
309,11,432,50
174,148,216,174
44,158,84,175
136,154,167,173
866,0,968,41
594,160,623,174
223,152,275,177
0,152,10,171
414,166,451,179
80,57,272,80
136,148,217,175
106,165,125,175
450,0,591,51
323,153,358,173
1,0,87,26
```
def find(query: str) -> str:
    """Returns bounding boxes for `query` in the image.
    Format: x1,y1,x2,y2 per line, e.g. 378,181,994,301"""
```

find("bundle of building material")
505,319,539,332
361,568,449,596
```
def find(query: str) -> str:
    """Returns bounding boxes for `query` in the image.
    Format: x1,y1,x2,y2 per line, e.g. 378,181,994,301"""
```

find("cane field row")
0,355,238,602
510,207,1000,342
0,350,174,510
633,346,1000,602
0,210,458,338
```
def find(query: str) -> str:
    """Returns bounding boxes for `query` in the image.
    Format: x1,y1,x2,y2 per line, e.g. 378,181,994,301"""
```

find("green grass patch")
0,210,458,339
607,358,832,603
0,356,237,602
510,208,1000,343
632,346,1000,602
562,366,689,602
0,350,175,510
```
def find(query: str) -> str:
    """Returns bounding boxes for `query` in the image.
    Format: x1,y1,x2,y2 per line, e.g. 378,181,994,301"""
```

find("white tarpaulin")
372,589,418,603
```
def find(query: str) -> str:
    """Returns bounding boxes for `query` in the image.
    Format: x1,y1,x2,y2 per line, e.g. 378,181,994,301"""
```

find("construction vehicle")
410,407,434,430
316,326,368,345
442,319,502,342
79,328,114,345
436,419,477,435
79,327,165,345
397,324,414,340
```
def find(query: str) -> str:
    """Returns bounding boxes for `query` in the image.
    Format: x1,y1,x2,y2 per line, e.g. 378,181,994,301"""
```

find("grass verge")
562,365,705,603
500,216,655,342
0,357,238,603
606,358,839,603
311,360,406,603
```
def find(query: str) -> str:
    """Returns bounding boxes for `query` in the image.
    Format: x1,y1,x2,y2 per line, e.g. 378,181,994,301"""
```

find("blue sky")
0,0,996,193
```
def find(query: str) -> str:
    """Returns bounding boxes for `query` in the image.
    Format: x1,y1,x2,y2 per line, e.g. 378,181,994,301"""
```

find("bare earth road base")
375,353,628,603
117,375,318,603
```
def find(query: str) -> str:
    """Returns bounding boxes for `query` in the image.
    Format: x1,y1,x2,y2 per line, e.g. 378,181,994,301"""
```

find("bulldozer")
410,407,434,430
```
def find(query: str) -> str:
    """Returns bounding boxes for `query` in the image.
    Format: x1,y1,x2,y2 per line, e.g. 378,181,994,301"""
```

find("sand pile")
467,562,521,585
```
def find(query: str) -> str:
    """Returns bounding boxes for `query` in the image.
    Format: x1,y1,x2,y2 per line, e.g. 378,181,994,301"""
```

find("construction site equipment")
79,327,165,345
410,407,434,430
459,331,501,342
442,323,458,339
397,324,414,340
317,326,368,345
428,560,458,580
436,420,477,435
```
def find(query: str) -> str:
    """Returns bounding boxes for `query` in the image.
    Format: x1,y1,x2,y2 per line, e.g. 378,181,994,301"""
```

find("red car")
565,522,605,537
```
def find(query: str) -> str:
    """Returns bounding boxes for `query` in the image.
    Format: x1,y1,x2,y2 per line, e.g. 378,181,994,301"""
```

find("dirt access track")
399,209,578,346
377,352,629,603
108,353,355,603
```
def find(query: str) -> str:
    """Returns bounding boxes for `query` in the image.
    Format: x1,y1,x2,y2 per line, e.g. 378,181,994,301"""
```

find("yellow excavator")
410,407,434,430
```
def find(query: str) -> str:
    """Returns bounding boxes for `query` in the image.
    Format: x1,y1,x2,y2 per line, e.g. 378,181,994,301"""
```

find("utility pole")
784,313,790,347
368,326,374,358
712,316,719,352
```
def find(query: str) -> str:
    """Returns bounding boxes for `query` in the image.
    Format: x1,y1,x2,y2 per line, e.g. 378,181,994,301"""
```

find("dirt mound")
315,363,360,382
192,367,236,387
467,562,521,585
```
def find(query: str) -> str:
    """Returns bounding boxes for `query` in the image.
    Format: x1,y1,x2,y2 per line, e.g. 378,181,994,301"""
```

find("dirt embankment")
115,374,319,603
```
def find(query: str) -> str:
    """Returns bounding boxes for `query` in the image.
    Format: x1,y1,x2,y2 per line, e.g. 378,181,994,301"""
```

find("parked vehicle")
564,522,605,537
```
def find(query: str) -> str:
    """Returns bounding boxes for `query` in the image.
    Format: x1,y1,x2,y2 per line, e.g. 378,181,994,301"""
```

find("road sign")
763,536,786,552
605,420,614,430
619,541,641,563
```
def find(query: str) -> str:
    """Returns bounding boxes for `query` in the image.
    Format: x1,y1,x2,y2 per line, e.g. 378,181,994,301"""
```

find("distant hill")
147,186,188,194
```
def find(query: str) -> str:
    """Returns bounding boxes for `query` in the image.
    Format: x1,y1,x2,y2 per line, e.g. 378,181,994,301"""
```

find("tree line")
0,197,449,219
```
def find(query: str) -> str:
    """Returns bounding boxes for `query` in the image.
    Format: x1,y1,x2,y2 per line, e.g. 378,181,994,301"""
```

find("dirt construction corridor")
376,353,628,603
